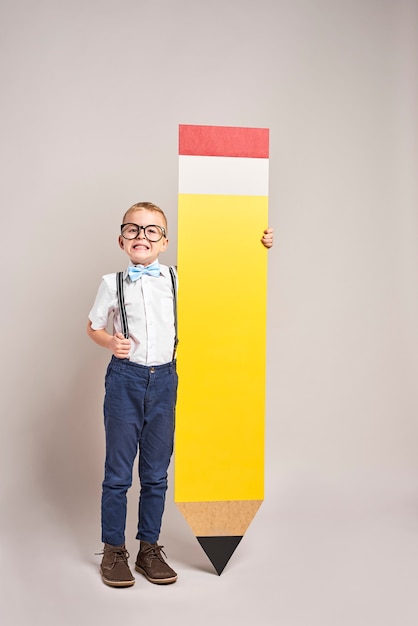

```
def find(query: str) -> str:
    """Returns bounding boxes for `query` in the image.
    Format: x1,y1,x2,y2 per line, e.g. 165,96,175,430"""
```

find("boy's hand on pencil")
111,332,131,359
261,227,274,248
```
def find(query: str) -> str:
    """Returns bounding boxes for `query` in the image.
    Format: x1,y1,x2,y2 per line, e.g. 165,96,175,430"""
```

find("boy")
87,201,273,588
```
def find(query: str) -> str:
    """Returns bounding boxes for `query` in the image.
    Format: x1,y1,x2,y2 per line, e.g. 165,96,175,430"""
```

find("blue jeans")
101,356,178,546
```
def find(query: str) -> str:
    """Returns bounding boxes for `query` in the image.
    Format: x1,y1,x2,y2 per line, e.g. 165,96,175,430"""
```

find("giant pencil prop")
175,124,269,574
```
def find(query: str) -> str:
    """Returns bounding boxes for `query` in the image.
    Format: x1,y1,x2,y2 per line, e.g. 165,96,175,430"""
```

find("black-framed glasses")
120,223,166,242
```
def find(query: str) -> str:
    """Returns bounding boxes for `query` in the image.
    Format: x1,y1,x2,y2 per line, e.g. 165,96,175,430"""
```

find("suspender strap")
116,271,129,339
116,268,179,357
169,266,179,360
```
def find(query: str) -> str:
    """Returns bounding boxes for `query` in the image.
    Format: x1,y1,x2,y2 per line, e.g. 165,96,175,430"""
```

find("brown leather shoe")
135,541,177,584
100,543,135,587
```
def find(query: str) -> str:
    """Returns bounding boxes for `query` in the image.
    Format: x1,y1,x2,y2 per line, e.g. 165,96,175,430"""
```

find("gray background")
1,1,418,624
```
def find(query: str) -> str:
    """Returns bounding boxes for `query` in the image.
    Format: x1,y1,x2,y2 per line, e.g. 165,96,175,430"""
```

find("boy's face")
119,209,168,266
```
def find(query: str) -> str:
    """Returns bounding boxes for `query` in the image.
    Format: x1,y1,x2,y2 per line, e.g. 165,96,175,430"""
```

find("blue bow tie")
128,261,160,281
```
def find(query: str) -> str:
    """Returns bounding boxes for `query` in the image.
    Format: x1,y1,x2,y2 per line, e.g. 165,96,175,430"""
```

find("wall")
1,1,417,624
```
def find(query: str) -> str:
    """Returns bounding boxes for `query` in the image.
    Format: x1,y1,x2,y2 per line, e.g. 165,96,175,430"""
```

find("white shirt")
88,264,176,366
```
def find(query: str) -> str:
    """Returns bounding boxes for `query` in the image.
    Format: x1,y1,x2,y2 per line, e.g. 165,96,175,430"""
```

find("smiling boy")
87,201,273,588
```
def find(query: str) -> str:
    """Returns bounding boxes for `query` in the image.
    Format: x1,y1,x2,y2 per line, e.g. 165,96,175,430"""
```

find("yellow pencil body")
175,125,269,574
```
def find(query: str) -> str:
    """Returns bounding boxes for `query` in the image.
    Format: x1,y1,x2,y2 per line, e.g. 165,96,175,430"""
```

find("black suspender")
168,266,179,360
116,267,179,360
116,271,129,339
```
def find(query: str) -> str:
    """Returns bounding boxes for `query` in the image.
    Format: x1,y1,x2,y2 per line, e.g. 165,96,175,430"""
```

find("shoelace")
143,544,167,562
95,547,130,565
112,548,130,563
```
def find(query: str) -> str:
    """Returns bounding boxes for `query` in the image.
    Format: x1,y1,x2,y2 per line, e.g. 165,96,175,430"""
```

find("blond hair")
122,202,168,231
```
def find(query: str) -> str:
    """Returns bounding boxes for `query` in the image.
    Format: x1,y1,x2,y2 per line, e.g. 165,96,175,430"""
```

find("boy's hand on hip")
111,332,131,359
